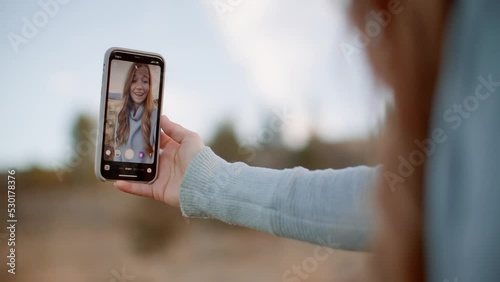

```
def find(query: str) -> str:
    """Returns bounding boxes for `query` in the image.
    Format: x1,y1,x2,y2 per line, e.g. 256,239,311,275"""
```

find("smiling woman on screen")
114,63,157,164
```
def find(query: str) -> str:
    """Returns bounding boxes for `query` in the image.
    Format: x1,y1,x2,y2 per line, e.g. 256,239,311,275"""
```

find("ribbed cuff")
179,146,275,234
179,146,225,218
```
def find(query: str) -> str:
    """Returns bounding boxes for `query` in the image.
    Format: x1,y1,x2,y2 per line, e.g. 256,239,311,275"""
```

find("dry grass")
103,99,122,160
2,183,370,282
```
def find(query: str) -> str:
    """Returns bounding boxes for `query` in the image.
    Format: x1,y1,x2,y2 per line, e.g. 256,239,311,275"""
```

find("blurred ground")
0,184,370,282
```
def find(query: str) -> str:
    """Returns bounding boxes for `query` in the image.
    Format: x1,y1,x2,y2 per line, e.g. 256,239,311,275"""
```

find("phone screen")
99,50,164,182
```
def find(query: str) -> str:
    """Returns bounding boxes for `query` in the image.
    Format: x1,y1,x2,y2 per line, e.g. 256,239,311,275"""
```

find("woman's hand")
114,115,204,207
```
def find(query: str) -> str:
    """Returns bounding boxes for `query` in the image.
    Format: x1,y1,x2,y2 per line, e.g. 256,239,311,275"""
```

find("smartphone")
95,47,165,183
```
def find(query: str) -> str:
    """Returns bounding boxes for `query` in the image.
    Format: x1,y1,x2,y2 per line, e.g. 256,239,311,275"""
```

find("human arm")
114,116,378,250
180,147,378,250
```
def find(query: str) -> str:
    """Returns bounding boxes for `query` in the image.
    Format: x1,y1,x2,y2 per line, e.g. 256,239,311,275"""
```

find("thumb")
160,115,193,144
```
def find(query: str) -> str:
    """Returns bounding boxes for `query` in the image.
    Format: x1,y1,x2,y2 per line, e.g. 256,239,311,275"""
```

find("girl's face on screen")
130,66,150,106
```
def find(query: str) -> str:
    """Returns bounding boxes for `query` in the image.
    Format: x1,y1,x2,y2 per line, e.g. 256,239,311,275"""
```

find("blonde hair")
116,63,155,156
349,0,450,281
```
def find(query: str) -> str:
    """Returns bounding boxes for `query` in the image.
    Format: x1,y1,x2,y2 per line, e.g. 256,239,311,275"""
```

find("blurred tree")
14,166,63,190
294,134,377,170
11,113,101,189
208,120,246,163
68,113,98,184
207,117,378,170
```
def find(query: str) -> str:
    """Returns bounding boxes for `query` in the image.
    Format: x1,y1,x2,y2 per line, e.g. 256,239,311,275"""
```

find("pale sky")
0,0,386,170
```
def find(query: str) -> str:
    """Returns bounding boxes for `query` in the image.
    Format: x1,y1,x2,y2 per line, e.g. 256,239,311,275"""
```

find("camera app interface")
103,59,162,165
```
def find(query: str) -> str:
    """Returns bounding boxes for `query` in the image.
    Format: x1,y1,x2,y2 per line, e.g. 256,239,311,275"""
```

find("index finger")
160,116,192,144
159,130,173,149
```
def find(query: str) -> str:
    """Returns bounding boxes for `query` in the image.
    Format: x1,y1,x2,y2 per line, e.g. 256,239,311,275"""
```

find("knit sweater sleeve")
180,147,379,251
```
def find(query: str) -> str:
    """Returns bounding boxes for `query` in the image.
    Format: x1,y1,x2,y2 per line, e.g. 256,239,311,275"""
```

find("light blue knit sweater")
180,147,378,251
